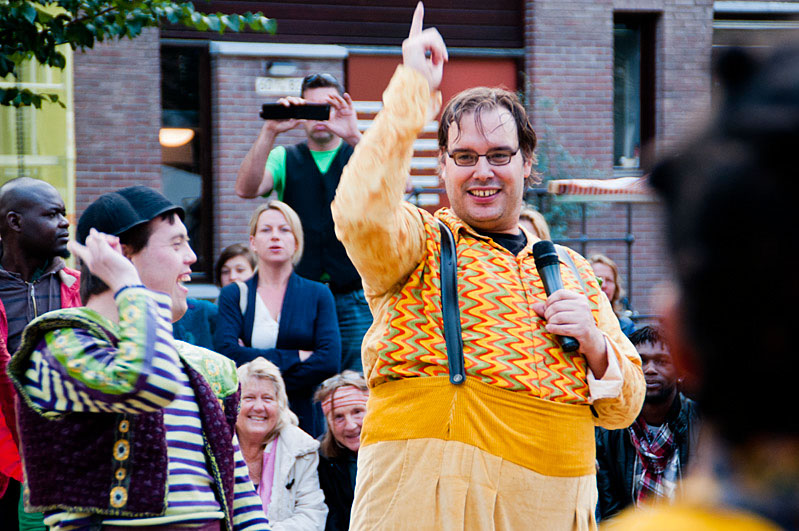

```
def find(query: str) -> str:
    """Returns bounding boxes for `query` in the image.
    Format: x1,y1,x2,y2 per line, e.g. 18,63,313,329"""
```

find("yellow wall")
0,47,75,224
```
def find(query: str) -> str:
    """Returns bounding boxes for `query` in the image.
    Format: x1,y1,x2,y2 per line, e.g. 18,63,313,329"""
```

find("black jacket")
595,393,699,520
317,447,356,531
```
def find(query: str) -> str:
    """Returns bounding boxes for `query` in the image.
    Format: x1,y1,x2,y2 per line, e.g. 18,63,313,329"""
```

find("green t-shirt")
265,144,343,200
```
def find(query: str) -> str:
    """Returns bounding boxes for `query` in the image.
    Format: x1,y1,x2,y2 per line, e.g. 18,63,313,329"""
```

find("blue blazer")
214,272,341,436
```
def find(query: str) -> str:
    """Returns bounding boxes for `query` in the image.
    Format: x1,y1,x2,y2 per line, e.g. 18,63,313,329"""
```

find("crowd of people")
0,3,797,530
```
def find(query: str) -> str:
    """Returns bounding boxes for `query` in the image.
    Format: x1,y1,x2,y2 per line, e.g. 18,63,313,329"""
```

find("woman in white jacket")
237,357,328,530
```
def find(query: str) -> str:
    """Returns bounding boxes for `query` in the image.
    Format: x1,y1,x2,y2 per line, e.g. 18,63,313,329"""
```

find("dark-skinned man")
0,177,81,529
596,325,699,520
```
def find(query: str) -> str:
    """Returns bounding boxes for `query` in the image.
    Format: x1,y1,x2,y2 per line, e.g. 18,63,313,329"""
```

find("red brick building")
61,0,797,316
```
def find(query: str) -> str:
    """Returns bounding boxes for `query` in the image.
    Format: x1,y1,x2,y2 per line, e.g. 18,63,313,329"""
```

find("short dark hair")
300,73,343,97
649,45,799,443
438,87,539,186
79,212,178,302
628,326,663,348
214,243,257,288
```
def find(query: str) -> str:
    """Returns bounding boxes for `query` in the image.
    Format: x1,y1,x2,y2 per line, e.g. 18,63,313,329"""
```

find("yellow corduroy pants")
350,438,598,531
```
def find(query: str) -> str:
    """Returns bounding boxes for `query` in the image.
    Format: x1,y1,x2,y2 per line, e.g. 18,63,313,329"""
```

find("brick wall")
212,54,345,253
66,2,716,313
73,28,162,215
525,0,714,320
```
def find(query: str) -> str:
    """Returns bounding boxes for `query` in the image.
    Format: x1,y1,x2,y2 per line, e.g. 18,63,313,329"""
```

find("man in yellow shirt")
331,4,644,529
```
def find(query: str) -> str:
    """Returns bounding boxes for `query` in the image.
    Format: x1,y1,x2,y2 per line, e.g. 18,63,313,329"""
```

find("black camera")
260,103,331,121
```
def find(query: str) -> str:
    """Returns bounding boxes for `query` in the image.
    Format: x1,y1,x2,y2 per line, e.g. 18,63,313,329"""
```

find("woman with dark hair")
215,200,341,437
313,371,368,531
215,242,257,288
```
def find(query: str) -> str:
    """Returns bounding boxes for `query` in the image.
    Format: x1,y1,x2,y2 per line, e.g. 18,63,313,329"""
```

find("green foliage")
0,0,276,107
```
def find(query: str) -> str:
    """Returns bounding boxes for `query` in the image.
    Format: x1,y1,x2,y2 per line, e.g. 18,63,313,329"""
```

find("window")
161,43,213,280
0,52,75,217
613,14,656,169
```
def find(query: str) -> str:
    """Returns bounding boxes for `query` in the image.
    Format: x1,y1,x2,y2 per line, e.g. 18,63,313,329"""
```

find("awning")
546,176,654,203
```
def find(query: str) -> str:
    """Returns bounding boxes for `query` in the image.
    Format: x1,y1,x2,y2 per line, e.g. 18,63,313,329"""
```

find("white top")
251,294,280,349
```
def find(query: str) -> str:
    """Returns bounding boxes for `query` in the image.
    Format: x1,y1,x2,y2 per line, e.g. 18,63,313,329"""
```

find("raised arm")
21,287,183,414
16,230,184,414
236,99,302,199
331,2,448,296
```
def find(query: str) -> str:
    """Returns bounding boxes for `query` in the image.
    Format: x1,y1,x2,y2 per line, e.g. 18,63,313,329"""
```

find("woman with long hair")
215,200,341,436
236,357,327,530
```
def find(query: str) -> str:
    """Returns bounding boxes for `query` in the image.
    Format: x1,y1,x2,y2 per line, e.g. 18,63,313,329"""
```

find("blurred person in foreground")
8,186,268,530
596,325,699,520
215,200,340,437
237,357,327,530
331,4,644,528
313,371,368,531
590,254,636,336
216,243,257,289
605,46,799,530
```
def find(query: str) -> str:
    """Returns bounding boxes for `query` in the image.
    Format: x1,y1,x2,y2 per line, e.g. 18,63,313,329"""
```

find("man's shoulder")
26,306,106,335
174,340,238,398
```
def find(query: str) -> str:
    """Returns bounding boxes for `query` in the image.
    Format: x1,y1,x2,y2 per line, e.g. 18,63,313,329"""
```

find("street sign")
255,77,303,96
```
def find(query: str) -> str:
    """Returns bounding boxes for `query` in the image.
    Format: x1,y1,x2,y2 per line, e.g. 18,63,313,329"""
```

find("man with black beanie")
8,186,269,530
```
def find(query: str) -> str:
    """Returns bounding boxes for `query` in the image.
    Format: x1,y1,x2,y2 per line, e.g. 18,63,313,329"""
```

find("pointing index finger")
409,1,424,38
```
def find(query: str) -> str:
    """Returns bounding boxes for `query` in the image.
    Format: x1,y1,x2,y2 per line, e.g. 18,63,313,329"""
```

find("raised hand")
263,96,304,134
323,92,361,146
402,2,448,91
532,290,609,378
67,228,142,294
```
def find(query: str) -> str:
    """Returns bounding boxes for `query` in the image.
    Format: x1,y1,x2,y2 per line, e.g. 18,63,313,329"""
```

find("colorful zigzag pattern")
372,209,605,405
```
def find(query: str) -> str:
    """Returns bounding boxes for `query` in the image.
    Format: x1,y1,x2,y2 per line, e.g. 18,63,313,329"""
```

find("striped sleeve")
23,287,183,414
231,433,271,530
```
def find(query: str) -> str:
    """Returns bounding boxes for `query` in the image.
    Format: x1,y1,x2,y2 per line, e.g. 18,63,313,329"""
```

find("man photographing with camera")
236,73,370,373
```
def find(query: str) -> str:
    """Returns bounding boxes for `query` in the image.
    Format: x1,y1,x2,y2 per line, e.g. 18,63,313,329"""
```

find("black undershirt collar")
474,229,528,256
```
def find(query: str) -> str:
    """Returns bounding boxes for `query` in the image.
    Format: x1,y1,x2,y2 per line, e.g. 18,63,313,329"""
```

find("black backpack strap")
437,220,466,385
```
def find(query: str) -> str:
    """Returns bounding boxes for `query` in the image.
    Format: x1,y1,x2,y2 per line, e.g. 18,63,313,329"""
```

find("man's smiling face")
440,107,532,234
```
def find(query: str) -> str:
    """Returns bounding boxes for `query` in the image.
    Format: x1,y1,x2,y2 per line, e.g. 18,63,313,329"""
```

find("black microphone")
532,240,580,353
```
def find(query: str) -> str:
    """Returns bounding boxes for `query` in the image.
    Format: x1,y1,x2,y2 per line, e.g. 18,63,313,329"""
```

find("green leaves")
1,0,276,107
0,87,66,108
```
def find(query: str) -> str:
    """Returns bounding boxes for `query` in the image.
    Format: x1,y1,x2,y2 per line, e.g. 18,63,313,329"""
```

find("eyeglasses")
447,148,520,167
301,73,340,90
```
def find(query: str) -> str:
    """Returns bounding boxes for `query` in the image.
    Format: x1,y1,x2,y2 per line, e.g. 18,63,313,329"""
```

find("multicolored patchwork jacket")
332,65,645,477
7,287,267,531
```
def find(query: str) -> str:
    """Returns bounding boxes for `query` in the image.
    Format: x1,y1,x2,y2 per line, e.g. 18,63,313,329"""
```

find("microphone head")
532,240,560,268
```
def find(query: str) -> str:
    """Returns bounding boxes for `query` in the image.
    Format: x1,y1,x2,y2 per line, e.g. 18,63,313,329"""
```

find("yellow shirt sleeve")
331,65,442,297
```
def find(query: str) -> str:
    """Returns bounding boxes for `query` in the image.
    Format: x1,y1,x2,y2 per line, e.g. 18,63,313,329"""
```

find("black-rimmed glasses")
447,148,520,167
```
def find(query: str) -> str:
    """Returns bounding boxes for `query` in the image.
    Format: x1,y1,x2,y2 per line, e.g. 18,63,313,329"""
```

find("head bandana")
321,385,368,416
